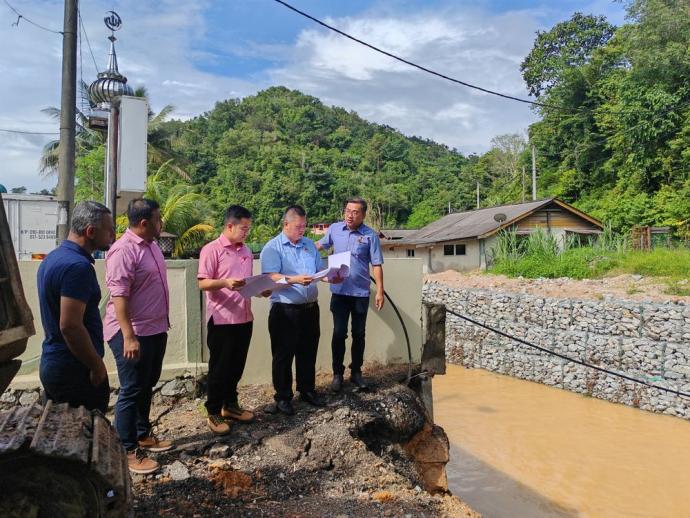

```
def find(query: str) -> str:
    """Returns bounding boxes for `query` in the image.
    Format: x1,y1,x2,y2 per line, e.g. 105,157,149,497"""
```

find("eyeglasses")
344,209,362,216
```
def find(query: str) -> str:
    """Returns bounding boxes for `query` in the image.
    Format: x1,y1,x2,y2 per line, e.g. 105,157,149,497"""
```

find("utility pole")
55,0,78,243
476,181,480,209
522,166,526,203
531,144,537,201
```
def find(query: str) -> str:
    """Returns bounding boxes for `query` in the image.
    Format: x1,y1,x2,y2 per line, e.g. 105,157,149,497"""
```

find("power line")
3,0,62,34
273,0,561,111
78,6,99,73
0,128,59,135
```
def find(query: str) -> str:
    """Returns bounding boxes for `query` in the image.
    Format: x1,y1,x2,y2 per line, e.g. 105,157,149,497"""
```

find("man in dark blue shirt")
38,201,115,412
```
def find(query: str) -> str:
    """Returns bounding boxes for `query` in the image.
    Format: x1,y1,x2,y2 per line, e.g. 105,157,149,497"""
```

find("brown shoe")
138,434,174,452
222,405,255,423
207,414,231,435
127,448,159,475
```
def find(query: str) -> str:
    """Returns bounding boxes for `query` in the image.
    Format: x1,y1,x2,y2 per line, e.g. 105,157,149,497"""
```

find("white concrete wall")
428,240,481,273
12,258,423,389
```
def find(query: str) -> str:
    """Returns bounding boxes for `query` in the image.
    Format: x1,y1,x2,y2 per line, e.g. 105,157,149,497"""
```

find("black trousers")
331,294,369,375
205,318,253,415
268,302,320,401
109,331,167,450
40,358,110,413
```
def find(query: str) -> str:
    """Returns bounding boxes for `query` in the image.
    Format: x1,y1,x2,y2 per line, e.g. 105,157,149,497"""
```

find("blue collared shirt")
260,232,323,304
318,222,383,298
37,240,104,368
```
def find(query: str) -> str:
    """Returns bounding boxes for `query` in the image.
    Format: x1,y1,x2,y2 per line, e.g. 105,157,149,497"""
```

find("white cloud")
268,7,540,153
0,1,626,192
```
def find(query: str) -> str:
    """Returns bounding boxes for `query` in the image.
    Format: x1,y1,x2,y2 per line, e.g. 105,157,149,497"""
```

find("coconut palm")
142,163,214,257
40,84,190,180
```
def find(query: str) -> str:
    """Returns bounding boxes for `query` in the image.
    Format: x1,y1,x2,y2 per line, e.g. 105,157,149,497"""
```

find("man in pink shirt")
198,205,259,435
104,199,171,475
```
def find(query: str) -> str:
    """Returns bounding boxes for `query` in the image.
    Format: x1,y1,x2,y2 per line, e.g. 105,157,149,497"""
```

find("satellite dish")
494,213,507,223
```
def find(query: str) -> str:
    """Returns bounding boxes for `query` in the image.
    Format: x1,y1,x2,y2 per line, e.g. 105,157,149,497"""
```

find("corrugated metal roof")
393,198,557,245
381,229,419,239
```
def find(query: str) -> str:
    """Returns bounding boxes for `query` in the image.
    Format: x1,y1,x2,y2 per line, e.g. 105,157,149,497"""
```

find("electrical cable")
272,0,562,111
444,306,690,400
3,0,62,34
78,6,99,73
0,128,59,135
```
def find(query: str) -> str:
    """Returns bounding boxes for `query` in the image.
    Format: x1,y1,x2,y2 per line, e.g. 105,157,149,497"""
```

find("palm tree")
40,84,190,180
39,81,104,176
115,162,214,257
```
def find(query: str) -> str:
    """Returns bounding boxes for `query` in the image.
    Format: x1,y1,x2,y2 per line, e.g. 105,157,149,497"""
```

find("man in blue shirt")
317,197,384,392
261,205,340,415
37,201,115,412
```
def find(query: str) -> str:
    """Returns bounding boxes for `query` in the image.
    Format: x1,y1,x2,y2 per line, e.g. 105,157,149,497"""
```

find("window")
444,244,466,256
406,249,415,257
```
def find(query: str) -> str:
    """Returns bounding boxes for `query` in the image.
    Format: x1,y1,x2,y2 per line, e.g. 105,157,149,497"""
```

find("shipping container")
1,194,58,260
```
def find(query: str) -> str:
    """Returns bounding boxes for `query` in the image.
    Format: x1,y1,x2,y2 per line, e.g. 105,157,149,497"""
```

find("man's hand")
329,272,344,284
261,290,272,297
123,334,141,361
225,278,247,290
89,359,108,387
375,290,385,311
290,275,313,286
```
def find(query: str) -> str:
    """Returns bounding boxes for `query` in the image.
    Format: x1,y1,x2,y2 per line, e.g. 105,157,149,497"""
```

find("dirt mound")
129,365,479,517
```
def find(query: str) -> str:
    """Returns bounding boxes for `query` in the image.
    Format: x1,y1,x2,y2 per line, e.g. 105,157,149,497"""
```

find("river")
434,364,690,518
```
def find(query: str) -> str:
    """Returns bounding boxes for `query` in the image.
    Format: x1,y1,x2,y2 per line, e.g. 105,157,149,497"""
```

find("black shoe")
350,372,368,390
299,391,325,407
276,399,295,416
331,374,344,393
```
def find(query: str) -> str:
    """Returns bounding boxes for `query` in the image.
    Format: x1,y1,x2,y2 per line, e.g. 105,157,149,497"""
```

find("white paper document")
311,251,351,283
238,274,289,299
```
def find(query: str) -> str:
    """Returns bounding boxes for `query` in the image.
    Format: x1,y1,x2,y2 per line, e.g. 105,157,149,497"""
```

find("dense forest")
71,0,690,243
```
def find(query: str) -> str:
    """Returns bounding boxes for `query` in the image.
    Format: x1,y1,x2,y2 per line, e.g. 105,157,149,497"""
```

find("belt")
274,301,318,309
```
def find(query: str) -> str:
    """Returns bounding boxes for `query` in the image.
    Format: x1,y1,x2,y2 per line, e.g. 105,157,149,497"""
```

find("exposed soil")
427,271,690,304
125,365,478,517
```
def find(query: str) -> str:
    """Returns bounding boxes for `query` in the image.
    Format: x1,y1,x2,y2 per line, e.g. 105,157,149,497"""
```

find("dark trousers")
330,294,369,375
268,302,320,401
40,358,110,413
204,319,253,415
109,331,167,451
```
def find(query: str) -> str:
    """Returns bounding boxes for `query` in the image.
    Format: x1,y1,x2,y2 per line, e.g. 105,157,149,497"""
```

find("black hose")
446,307,690,401
370,275,413,383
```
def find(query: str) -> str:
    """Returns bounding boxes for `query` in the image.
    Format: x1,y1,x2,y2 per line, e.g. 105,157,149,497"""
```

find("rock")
378,388,427,440
0,390,16,404
19,391,39,406
404,423,450,494
208,443,231,459
165,461,190,481
264,430,306,462
161,379,185,397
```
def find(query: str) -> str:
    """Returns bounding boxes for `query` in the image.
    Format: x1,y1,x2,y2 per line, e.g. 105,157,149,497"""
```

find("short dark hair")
127,198,160,226
224,205,252,224
345,197,367,214
71,201,111,235
283,205,306,222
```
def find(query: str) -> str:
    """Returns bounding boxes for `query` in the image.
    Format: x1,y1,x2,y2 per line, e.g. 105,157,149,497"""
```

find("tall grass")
489,226,690,280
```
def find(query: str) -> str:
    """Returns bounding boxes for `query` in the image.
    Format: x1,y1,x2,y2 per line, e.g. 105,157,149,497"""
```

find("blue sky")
0,0,627,192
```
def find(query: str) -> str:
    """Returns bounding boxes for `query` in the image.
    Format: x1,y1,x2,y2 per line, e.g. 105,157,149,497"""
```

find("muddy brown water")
434,364,690,518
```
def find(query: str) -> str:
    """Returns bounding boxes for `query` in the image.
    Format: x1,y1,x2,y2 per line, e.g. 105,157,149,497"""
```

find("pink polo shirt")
103,229,170,341
197,234,253,325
